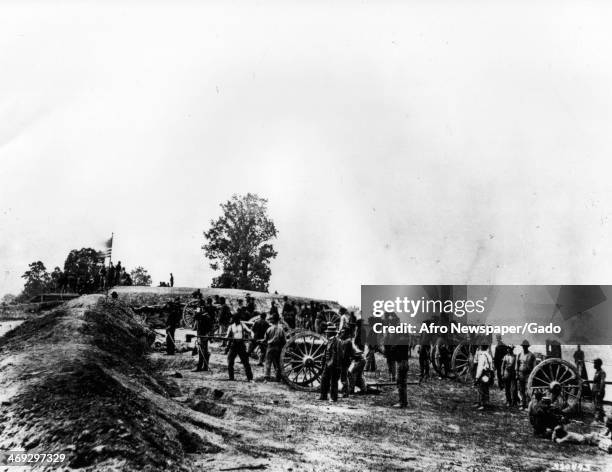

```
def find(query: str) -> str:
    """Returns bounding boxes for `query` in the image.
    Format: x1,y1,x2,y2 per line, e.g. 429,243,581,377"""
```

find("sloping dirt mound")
0,296,233,471
112,286,343,314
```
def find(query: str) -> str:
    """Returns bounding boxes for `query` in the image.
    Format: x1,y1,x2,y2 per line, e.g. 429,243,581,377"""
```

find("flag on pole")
104,235,113,258
97,234,113,261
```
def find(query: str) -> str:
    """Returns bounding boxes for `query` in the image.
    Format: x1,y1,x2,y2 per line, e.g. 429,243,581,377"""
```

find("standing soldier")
263,313,286,381
169,273,174,287
246,294,256,317
339,327,353,397
516,340,536,410
418,344,430,382
107,262,115,288
338,308,350,332
592,358,607,422
225,313,254,382
493,334,509,390
500,345,518,407
165,297,182,355
236,299,249,321
218,297,232,346
114,261,122,286
269,301,279,317
319,324,343,402
300,303,311,330
205,297,218,325
194,300,213,371
99,265,107,291
248,311,270,366
394,338,410,408
348,342,367,395
475,344,493,411
282,297,296,329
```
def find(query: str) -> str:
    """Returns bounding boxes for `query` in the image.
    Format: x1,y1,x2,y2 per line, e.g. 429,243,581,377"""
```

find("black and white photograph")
1,1,611,471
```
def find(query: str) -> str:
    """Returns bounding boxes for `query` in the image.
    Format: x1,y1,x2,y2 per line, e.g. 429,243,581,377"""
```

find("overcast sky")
1,1,611,306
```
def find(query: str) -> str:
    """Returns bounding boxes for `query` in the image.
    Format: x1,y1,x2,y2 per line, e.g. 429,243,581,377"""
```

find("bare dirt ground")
0,294,609,472
155,344,611,472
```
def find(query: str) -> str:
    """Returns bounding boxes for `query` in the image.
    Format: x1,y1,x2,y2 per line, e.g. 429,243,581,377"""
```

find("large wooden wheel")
321,310,341,327
182,300,199,329
451,342,473,382
527,358,582,406
280,330,327,392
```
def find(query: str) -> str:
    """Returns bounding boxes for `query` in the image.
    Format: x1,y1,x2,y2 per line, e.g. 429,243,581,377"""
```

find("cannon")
526,340,583,408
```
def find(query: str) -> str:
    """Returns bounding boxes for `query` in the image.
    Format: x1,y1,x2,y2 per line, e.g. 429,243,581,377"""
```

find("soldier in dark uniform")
418,344,430,382
339,327,353,397
165,297,182,355
245,294,256,317
248,311,270,366
300,303,311,330
205,297,217,324
114,261,122,286
218,297,232,346
394,339,411,408
282,297,296,329
269,301,279,317
194,301,213,371
236,299,249,321
319,323,343,402
493,335,509,390
169,273,174,287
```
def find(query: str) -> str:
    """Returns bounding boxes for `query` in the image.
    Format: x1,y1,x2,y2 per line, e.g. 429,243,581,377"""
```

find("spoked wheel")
280,330,327,392
320,310,341,328
451,342,472,382
430,338,446,377
182,300,200,329
527,358,582,406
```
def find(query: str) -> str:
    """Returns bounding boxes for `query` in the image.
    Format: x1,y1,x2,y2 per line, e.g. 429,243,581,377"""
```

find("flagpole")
106,232,113,298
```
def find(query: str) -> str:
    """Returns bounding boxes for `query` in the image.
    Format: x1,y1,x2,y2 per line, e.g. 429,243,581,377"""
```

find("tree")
63,248,104,293
20,261,51,300
203,193,278,292
2,294,16,304
130,267,152,286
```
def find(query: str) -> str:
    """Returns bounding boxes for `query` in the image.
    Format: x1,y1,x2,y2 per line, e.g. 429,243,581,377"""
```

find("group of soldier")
164,298,608,426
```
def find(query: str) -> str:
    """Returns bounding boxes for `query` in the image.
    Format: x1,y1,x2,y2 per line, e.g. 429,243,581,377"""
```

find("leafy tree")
1,293,16,304
203,193,278,292
63,248,104,293
130,266,152,286
20,261,51,300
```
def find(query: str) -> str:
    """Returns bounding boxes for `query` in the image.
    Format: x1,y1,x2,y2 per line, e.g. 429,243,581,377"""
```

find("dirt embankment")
111,286,343,313
0,295,286,471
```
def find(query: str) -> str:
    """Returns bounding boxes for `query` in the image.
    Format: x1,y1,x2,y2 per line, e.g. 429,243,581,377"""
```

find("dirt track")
157,343,611,472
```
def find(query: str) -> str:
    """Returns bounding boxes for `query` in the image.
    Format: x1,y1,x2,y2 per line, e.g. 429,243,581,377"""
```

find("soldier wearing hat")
319,323,343,402
516,339,536,409
592,358,607,421
263,312,286,381
500,344,518,407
